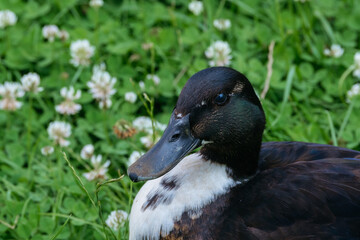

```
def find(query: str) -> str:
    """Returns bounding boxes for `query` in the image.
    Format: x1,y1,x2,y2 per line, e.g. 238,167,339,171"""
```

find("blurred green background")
1,0,360,239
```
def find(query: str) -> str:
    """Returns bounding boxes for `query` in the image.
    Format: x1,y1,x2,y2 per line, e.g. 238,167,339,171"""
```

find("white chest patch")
129,153,242,240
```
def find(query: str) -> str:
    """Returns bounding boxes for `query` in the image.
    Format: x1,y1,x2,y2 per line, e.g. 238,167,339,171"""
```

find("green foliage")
1,0,360,239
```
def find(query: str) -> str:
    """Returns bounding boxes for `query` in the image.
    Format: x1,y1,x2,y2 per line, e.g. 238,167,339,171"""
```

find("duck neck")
200,141,261,179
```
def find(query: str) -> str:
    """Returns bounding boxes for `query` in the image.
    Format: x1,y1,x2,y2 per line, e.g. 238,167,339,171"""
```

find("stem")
338,100,355,140
35,94,49,112
27,135,41,184
97,198,111,240
326,111,338,146
49,214,72,240
102,109,111,145
214,0,226,18
96,177,124,240
62,152,96,208
27,94,33,152
51,8,69,24
56,146,64,184
0,215,19,229
141,93,156,141
66,147,92,171
71,66,84,85
339,65,356,96
6,111,12,136
261,40,276,99
150,99,156,142
128,182,133,209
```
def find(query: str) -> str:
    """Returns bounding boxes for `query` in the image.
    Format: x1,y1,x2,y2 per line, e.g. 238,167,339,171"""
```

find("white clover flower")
42,25,60,42
354,52,360,68
140,135,160,148
323,44,344,58
70,39,95,67
21,72,43,93
213,19,231,31
55,86,82,115
0,10,17,28
41,146,54,156
353,69,360,79
140,135,153,148
90,0,104,8
205,40,232,67
139,81,145,90
146,74,160,85
353,52,360,79
88,64,117,109
105,210,128,231
155,121,167,132
133,116,167,134
58,30,69,41
93,62,106,74
47,121,71,147
80,144,94,159
83,154,110,181
188,1,203,16
0,82,24,111
347,83,360,102
128,151,143,166
125,92,137,103
133,116,153,132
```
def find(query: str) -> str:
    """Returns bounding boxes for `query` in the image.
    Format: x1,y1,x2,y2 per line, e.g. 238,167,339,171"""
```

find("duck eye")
214,93,227,105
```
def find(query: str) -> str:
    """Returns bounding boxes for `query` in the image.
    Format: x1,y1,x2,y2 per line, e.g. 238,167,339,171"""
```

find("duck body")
130,142,360,239
128,67,360,239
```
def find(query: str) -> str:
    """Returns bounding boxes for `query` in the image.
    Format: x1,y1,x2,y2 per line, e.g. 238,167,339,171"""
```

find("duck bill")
128,113,201,182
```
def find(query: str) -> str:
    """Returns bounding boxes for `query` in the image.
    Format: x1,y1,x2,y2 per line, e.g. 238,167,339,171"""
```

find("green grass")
1,0,360,239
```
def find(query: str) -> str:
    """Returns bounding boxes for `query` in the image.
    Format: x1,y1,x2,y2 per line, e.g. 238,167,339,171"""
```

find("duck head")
128,67,266,182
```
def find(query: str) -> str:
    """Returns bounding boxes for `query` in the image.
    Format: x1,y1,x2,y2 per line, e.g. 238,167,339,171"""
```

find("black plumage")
129,67,360,239
162,142,360,240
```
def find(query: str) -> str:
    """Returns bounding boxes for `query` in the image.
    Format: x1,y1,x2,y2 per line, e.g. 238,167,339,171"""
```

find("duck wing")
223,157,360,239
160,143,360,239
259,141,360,170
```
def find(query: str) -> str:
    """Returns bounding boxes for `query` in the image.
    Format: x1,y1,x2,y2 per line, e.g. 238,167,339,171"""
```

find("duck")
127,67,360,240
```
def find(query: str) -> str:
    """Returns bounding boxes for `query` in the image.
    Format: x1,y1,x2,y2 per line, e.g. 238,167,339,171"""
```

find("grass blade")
326,111,338,146
62,152,96,208
314,10,335,43
281,66,296,111
41,213,102,229
339,65,356,96
338,100,355,140
96,175,125,240
49,214,71,240
271,65,296,127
